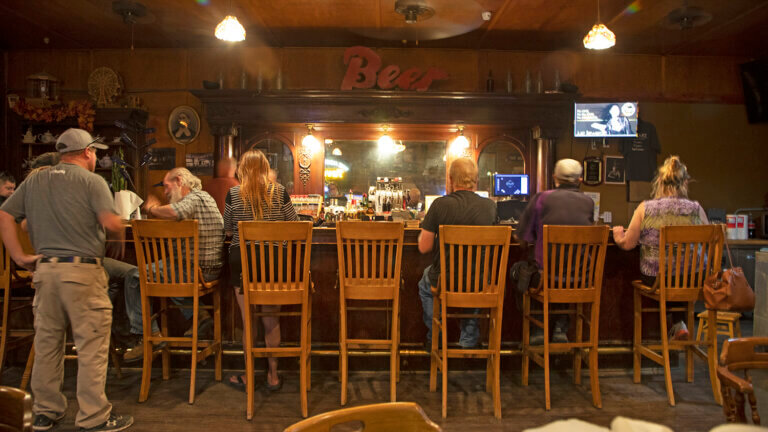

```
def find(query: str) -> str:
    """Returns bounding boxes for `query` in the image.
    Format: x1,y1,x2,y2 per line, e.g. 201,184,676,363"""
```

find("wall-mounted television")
493,174,529,197
741,57,768,124
574,102,639,138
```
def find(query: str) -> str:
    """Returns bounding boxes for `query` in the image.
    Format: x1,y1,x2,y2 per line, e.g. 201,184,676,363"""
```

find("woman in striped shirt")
224,149,297,391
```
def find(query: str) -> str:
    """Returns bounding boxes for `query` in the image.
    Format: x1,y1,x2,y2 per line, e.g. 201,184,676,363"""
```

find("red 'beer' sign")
341,46,448,91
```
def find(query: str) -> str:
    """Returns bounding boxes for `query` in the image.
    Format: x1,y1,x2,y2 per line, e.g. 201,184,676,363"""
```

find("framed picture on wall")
604,155,626,185
582,157,602,186
168,105,200,145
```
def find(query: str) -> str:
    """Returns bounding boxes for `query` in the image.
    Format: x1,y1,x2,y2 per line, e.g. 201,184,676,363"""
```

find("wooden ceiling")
1,0,767,57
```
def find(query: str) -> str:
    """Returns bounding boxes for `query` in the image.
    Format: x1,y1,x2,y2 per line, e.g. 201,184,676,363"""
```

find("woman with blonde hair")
613,155,708,340
223,149,297,391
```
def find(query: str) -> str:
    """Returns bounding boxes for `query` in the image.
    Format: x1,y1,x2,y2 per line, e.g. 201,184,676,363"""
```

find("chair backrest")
718,337,768,424
336,221,404,300
0,229,9,293
131,220,200,294
282,402,441,432
0,386,33,432
438,225,511,304
541,225,609,299
238,221,313,305
658,224,723,294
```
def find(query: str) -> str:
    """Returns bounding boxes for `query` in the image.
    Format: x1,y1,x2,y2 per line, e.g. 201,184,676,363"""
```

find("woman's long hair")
651,155,691,199
237,149,274,220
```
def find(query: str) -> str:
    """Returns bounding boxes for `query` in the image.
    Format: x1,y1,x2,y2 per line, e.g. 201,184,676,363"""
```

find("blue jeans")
418,266,480,348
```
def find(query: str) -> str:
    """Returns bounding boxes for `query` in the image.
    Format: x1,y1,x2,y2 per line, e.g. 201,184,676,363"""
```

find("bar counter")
119,225,645,360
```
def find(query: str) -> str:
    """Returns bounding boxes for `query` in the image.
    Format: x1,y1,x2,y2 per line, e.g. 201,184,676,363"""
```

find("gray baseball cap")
554,158,583,183
56,128,109,153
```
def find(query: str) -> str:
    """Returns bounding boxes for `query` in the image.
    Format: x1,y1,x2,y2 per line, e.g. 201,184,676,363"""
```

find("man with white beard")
122,168,224,361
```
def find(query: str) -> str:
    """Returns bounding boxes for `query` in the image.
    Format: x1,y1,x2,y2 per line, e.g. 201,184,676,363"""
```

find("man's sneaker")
553,327,569,344
669,321,689,341
184,310,213,337
123,332,164,363
33,413,65,431
79,414,134,432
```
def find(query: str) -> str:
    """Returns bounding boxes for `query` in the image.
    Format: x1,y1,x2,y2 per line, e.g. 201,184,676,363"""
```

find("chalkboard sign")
583,157,602,186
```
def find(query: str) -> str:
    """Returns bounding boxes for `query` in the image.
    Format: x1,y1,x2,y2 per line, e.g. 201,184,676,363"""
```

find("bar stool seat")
696,310,742,341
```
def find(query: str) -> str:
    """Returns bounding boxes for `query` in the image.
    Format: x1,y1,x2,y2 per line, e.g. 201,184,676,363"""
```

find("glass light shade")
449,134,470,156
332,147,342,156
378,134,394,155
302,133,321,155
215,15,246,42
583,23,615,50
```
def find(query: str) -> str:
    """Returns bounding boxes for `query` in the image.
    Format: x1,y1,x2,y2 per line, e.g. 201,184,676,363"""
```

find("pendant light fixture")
583,0,615,50
215,0,246,42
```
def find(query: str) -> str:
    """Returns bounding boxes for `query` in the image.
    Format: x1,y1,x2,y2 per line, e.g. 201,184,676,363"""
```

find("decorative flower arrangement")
11,98,95,131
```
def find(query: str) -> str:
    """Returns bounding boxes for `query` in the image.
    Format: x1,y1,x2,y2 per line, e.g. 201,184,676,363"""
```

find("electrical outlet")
602,211,612,223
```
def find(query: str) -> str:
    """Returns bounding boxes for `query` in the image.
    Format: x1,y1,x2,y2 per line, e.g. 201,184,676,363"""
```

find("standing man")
203,156,239,215
515,158,595,343
0,128,133,432
122,168,223,361
0,172,15,206
417,158,497,349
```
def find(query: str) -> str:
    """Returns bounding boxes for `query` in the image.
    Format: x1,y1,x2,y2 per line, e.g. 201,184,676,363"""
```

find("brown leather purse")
703,228,755,312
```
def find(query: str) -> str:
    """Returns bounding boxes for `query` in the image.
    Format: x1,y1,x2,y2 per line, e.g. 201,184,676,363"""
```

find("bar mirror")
250,137,295,194
478,139,525,195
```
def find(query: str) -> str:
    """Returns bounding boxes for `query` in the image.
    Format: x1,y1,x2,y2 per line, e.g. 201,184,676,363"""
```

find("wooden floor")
1,360,728,432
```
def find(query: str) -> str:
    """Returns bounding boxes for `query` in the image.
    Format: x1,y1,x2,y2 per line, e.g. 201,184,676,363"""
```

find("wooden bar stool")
239,221,313,419
132,219,223,404
696,311,742,341
336,221,404,405
0,228,34,385
0,385,33,432
633,224,724,406
717,337,768,424
283,402,441,432
429,225,511,419
522,225,609,410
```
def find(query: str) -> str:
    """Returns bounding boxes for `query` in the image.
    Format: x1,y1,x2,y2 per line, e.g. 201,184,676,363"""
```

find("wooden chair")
429,225,511,419
633,224,724,406
283,402,441,432
132,219,222,404
522,225,609,410
239,221,313,419
0,386,33,432
336,221,404,405
0,228,34,386
717,337,768,424
697,310,742,341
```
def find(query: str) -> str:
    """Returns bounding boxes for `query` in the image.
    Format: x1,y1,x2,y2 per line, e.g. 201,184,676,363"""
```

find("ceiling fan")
352,0,486,42
662,0,712,30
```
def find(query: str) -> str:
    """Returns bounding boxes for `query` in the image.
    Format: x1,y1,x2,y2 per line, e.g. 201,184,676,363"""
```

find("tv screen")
741,57,768,123
494,174,529,196
574,102,639,138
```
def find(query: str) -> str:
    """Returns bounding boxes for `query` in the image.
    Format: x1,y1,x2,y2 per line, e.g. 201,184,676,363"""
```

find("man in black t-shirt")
417,158,497,348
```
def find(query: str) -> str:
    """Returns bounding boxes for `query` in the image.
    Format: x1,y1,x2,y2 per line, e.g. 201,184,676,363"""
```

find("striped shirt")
169,190,225,279
224,184,298,249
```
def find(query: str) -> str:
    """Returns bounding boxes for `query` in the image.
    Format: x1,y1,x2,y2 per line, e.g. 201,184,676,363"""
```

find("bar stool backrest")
438,225,511,303
0,231,9,293
283,402,441,432
336,222,404,300
238,221,313,305
0,385,33,432
718,337,768,424
132,220,200,295
658,224,724,295
542,225,609,296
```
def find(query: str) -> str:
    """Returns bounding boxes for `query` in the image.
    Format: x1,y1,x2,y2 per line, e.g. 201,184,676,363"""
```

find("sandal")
265,375,282,392
227,374,247,392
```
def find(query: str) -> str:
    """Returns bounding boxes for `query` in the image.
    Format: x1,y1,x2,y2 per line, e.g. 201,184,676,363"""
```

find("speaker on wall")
741,57,768,124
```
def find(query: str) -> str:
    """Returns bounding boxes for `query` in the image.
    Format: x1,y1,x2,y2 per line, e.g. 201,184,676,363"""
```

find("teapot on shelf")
36,131,58,144
22,128,35,143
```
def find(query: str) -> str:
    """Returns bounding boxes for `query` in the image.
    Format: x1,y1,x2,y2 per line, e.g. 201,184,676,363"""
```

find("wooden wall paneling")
187,47,281,92
6,50,91,93
376,48,480,92
573,54,664,101
91,49,188,90
281,47,347,90
663,56,746,103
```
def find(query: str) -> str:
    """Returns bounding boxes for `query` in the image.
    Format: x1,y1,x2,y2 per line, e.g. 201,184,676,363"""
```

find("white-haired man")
515,158,595,344
122,168,224,361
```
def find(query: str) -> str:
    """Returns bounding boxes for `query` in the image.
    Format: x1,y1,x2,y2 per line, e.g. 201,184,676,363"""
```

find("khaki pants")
31,262,112,429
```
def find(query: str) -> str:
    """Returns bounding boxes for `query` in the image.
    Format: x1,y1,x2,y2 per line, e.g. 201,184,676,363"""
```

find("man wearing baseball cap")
514,158,595,344
0,128,134,431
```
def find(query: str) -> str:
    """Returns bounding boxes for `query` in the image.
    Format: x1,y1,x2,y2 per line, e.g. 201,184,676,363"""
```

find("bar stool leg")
632,290,642,384
707,309,721,405
441,295,448,419
544,300,551,411
429,292,439,393
339,297,348,406
659,301,675,406
696,315,705,342
160,298,170,381
686,302,695,383
189,295,199,405
736,318,742,338
574,303,584,385
214,288,222,382
20,343,34,391
521,293,531,387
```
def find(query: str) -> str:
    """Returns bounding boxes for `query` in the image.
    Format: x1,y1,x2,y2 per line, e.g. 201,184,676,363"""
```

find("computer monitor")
475,190,489,198
424,195,440,213
493,174,529,197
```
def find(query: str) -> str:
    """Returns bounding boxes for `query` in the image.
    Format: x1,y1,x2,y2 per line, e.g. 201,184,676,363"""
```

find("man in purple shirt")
516,158,594,343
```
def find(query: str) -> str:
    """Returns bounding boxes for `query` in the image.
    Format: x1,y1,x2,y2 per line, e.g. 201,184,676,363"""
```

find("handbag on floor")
703,226,755,312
